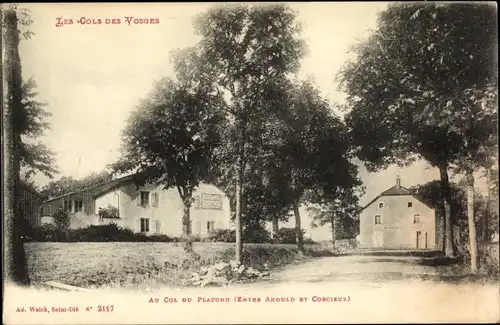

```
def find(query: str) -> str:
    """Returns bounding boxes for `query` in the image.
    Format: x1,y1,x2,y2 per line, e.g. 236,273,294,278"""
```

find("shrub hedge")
207,227,316,244
26,223,316,244
29,223,175,243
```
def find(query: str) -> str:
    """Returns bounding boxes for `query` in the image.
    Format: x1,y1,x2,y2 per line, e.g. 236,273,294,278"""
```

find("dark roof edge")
360,186,436,212
92,174,137,199
43,174,136,203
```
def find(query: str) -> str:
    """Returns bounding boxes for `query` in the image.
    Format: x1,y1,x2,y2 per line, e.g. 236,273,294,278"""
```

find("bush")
52,208,70,232
33,223,66,242
273,227,305,244
208,229,236,243
69,224,137,242
30,223,175,242
148,234,175,242
187,234,206,242
243,226,272,243
208,227,273,243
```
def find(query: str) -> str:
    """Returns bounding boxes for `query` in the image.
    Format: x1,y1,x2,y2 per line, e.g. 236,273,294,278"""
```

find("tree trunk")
3,8,30,286
272,216,279,239
482,168,491,243
439,163,455,258
466,171,479,273
293,200,305,256
181,199,193,253
331,217,336,249
235,157,243,264
438,209,445,252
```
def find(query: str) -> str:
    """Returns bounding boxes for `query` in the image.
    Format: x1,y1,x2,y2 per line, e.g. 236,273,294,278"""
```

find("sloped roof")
91,174,137,198
379,185,412,196
361,184,436,211
43,174,137,203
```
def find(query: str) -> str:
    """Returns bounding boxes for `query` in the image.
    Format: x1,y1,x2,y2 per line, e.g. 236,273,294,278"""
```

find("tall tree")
173,3,306,263
308,186,363,247
449,86,497,273
3,6,56,183
19,77,57,180
338,3,497,260
215,158,292,239
111,78,225,253
412,180,467,251
2,7,30,285
268,79,359,255
412,180,495,256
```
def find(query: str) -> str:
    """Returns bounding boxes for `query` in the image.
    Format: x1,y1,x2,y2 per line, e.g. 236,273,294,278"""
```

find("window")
140,218,150,232
207,221,215,232
40,206,44,216
413,214,421,224
64,200,72,213
374,215,382,225
75,200,83,212
407,202,413,208
140,191,149,206
378,202,384,208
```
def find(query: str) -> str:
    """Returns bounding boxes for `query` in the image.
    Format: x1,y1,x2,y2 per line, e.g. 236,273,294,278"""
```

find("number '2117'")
97,305,114,312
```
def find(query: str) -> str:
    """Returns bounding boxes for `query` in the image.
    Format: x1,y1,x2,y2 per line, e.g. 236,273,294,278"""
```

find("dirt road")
265,254,442,285
233,254,500,322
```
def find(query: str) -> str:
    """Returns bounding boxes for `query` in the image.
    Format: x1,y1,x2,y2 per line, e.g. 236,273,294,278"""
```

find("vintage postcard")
2,2,499,324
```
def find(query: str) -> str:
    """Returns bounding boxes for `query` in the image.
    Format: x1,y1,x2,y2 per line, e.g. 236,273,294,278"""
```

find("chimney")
396,174,401,188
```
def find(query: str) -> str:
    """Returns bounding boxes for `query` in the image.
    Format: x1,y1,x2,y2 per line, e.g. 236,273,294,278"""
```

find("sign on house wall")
193,193,223,210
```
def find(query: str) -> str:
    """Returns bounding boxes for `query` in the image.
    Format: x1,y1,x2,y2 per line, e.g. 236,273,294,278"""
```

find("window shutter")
150,219,157,234
194,221,201,235
152,193,157,208
136,194,141,206
156,220,161,234
136,218,141,232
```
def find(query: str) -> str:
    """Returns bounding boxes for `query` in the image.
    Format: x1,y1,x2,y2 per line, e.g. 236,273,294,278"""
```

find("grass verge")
24,242,327,290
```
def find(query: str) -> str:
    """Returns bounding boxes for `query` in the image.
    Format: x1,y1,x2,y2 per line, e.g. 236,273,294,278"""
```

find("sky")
19,2,488,234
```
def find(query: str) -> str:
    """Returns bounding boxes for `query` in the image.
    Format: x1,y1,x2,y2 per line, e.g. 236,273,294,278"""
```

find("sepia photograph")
2,2,499,324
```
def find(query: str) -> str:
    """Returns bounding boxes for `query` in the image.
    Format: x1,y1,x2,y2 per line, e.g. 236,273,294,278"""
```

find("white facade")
40,181,232,238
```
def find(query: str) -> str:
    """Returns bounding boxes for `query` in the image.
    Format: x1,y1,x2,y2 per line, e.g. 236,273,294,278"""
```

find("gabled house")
359,176,439,249
40,174,232,237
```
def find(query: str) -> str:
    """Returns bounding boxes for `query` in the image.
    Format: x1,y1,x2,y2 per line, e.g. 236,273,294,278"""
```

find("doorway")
373,231,384,248
416,231,422,248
